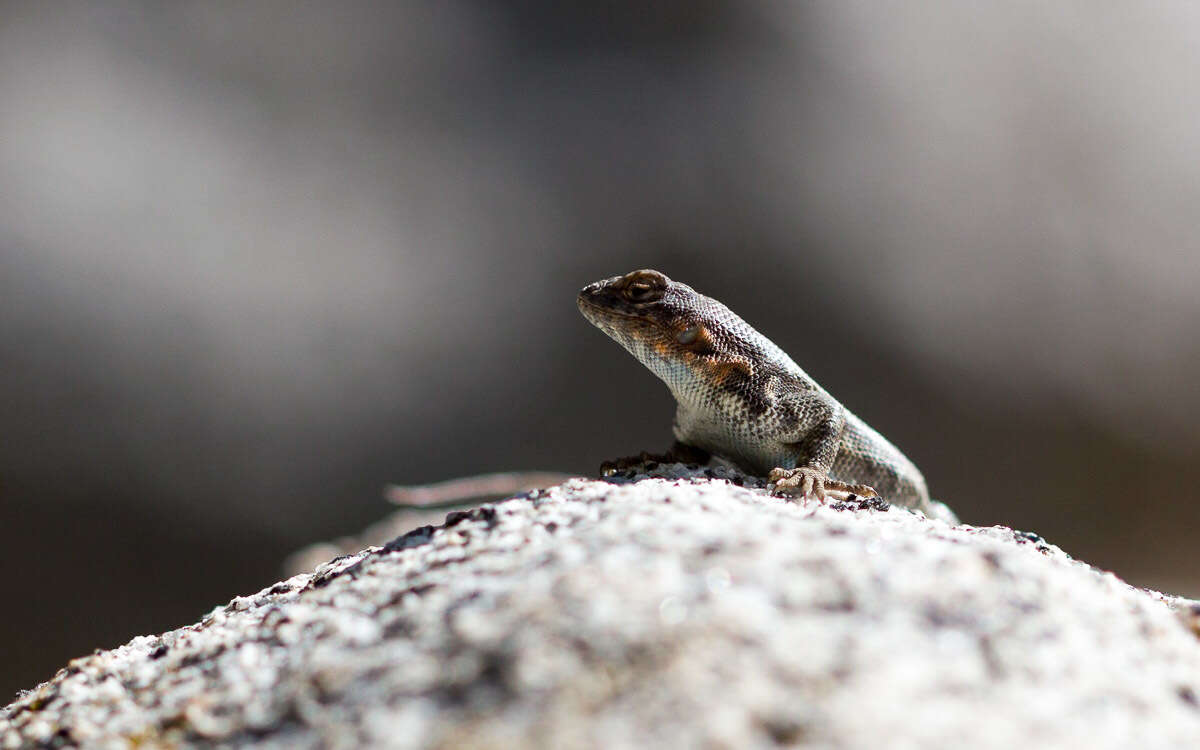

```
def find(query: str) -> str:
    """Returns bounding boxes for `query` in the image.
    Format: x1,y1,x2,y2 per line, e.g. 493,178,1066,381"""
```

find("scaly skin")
578,269,951,520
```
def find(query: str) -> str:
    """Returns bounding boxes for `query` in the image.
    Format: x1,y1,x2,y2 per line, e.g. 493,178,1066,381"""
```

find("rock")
5,467,1200,748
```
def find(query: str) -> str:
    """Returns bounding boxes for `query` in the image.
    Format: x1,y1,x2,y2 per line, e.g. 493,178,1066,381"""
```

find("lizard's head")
577,269,755,396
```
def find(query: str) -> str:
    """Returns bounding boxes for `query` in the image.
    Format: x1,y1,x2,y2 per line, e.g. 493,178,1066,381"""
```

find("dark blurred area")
3,1,1199,699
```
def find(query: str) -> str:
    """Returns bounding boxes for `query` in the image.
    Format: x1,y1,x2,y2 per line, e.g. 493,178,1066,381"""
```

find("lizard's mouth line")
577,296,666,329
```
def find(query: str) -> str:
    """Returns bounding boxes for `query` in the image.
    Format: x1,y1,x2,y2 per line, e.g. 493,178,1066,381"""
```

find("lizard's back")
578,269,952,521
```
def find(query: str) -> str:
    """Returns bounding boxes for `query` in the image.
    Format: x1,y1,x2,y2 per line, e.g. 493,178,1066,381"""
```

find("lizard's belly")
672,405,788,475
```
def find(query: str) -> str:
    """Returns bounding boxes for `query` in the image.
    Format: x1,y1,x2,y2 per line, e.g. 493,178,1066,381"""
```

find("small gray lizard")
578,269,956,522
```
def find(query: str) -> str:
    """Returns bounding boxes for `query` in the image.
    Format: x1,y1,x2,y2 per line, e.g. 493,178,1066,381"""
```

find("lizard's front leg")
768,395,878,502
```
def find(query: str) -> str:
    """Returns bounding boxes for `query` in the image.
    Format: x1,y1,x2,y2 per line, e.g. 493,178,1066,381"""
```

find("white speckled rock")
4,467,1200,749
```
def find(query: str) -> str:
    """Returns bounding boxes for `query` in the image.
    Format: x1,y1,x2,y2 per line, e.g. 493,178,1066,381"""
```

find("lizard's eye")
625,281,662,302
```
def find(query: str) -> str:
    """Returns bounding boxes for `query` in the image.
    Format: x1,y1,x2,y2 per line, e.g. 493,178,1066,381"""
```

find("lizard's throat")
579,305,704,398
611,335,703,402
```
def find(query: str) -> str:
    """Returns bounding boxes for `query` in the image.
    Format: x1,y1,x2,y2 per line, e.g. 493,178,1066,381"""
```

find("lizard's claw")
769,467,879,503
769,466,826,499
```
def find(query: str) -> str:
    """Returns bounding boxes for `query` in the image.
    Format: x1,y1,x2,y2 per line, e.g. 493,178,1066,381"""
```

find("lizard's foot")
600,442,710,477
768,466,827,499
768,467,878,502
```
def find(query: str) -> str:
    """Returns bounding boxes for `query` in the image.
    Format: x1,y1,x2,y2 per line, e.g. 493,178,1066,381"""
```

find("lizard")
577,268,957,522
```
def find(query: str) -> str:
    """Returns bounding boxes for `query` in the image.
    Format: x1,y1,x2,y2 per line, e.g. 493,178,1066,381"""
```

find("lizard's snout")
577,277,620,315
576,282,600,312
577,277,628,334
576,284,602,324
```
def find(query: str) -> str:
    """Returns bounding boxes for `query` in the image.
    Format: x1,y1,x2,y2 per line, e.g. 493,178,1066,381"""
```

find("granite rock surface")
5,467,1200,748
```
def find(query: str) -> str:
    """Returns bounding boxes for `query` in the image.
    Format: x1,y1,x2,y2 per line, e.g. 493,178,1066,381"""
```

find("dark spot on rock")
978,634,1005,678
149,644,169,660
384,525,436,553
16,688,57,715
409,583,436,598
381,584,435,615
817,598,856,613
830,496,890,513
1013,529,1054,554
436,648,515,707
1179,686,1198,707
309,557,370,589
445,505,498,529
383,618,416,639
180,644,227,669
266,582,292,596
981,551,1001,570
923,604,974,628
544,522,558,532
864,497,890,512
260,606,290,631
760,715,806,745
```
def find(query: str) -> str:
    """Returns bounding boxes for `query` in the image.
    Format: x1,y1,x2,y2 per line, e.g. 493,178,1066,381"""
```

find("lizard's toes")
824,480,879,501
769,467,828,501
768,467,804,494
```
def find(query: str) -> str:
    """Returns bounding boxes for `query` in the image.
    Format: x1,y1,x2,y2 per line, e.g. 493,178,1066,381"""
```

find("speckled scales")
578,270,937,516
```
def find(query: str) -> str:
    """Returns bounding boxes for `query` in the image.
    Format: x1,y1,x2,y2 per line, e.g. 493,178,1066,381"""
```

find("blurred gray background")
2,1,1199,699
